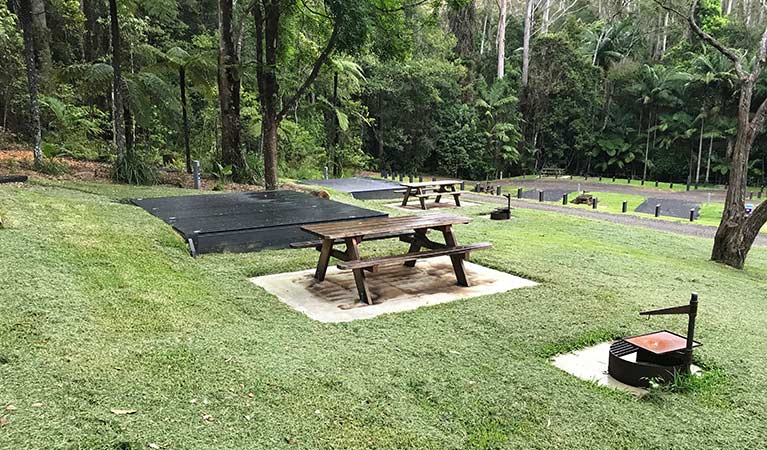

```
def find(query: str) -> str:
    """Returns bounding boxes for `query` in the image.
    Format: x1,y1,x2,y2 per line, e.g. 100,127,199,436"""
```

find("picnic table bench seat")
337,242,491,272
414,190,469,198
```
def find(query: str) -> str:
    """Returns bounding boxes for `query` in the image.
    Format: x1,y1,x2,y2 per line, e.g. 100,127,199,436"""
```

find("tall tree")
109,0,125,162
521,0,533,84
497,0,507,79
658,0,767,268
218,0,246,180
14,0,43,165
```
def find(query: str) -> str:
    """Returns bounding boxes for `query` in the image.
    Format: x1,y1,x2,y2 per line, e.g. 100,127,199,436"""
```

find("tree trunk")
180,67,191,173
108,0,125,162
16,0,43,165
521,0,533,85
480,12,488,56
28,0,52,83
542,0,551,34
378,92,384,170
712,84,757,268
696,116,704,184
218,0,246,180
705,135,713,183
497,0,507,79
643,111,652,181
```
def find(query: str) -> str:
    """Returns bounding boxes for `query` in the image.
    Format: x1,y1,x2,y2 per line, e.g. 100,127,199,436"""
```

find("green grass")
2,178,767,449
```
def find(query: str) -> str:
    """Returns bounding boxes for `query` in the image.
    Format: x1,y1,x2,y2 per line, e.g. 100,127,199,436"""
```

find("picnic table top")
401,180,462,188
301,213,471,240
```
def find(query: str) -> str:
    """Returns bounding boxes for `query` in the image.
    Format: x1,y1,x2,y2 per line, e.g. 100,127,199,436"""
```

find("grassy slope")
1,180,766,450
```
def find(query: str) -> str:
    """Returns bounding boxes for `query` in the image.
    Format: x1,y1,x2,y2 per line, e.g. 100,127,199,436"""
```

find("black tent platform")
301,177,403,200
132,190,387,255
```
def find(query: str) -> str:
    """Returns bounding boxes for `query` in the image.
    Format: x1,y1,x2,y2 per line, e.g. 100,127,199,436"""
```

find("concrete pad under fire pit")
250,256,536,322
551,342,701,397
384,201,480,212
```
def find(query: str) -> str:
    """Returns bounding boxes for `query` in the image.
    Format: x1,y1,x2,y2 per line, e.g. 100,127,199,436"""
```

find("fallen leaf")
31,402,43,408
247,392,254,398
0,417,8,426
110,409,137,416
201,414,214,423
285,437,296,445
4,405,16,412
148,443,160,449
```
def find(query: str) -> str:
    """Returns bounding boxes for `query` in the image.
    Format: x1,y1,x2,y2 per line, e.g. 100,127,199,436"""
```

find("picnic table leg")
314,239,333,281
344,237,372,305
435,188,442,204
442,225,469,287
404,228,428,267
417,188,427,210
451,184,461,207
401,187,411,207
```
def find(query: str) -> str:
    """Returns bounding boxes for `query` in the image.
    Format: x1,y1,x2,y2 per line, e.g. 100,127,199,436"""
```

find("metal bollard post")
563,193,568,205
655,204,661,217
399,173,404,182
686,184,690,191
461,181,465,190
517,187,523,199
759,191,763,199
612,176,616,182
670,183,674,189
409,175,414,183
192,160,201,190
628,177,631,184
419,175,423,182
496,186,502,196
599,176,602,181
749,192,754,200
592,198,598,209
641,179,645,186
500,172,503,180
689,209,695,222
655,180,659,187
539,191,544,202
622,201,627,213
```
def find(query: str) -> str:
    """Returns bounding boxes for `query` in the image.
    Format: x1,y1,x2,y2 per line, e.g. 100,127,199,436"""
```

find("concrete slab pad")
250,256,537,322
551,342,701,397
384,201,480,212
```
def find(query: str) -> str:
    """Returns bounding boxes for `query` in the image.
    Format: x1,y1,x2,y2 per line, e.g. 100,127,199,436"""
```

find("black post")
592,198,598,209
496,186,502,196
758,191,763,199
599,176,602,181
670,182,674,189
612,176,616,182
563,193,568,205
461,181,465,190
622,201,627,213
655,180,659,187
409,175,414,183
685,293,699,360
655,204,661,217
539,191,544,202
517,187,523,199
399,173,404,182
749,192,754,200
641,180,645,186
419,175,423,183
689,209,695,222
628,177,631,184
686,183,690,191
432,177,437,182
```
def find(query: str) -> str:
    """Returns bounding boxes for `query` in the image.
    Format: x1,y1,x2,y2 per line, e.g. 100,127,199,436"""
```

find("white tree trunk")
705,135,713,183
542,0,551,34
497,0,507,79
480,12,488,55
521,0,534,85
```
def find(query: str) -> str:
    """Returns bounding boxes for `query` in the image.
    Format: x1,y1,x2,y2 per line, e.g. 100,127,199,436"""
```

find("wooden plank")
400,180,462,188
337,243,492,271
415,191,468,198
289,230,415,248
301,214,471,240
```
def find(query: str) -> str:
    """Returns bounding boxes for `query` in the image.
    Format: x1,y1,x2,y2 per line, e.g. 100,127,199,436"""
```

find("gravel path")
465,193,767,246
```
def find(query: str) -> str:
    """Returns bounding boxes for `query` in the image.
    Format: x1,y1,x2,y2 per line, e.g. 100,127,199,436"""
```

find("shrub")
34,158,71,176
111,150,158,185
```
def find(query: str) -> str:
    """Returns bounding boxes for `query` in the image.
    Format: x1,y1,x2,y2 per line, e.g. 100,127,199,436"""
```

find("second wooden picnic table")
400,180,466,210
297,214,491,305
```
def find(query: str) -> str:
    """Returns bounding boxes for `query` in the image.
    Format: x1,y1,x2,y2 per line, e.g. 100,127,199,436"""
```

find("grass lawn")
2,179,767,449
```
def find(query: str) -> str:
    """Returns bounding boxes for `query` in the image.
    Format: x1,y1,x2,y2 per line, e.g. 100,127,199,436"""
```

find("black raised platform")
301,177,403,200
132,190,387,255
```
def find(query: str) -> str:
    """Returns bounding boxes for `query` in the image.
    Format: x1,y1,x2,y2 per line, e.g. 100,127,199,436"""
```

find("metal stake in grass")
689,209,695,222
563,193,568,205
539,191,544,202
496,186,502,196
592,198,598,209
193,160,201,189
655,204,661,217
612,176,616,182
655,180,659,187
517,187,523,199
669,182,674,189
622,201,627,213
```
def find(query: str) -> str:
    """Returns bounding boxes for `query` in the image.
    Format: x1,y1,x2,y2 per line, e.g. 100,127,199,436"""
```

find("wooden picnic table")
400,180,467,210
298,214,491,305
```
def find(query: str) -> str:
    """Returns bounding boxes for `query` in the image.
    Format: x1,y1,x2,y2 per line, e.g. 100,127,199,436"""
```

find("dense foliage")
3,0,767,184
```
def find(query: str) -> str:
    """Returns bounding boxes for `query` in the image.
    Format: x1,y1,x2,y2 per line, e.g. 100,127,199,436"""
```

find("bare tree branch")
749,25,767,81
277,17,340,121
652,0,746,78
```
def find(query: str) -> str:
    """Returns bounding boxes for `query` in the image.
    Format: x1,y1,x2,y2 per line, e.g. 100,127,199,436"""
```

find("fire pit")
608,293,701,388
490,194,512,220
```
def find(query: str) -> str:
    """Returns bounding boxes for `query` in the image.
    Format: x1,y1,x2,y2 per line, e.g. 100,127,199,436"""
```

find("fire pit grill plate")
624,330,701,355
